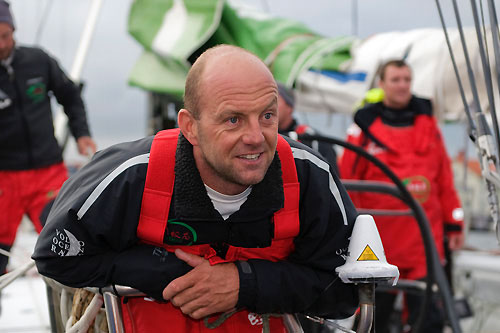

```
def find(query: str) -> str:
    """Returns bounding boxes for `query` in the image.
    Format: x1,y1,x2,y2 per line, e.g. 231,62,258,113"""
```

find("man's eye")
264,113,274,120
229,117,238,124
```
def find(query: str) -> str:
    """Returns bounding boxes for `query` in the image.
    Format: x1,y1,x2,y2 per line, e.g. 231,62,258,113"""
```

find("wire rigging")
435,0,476,136
436,0,500,244
33,0,53,45
470,0,500,161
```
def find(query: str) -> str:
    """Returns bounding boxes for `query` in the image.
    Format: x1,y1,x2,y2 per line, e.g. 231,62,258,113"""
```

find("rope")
42,278,110,333
261,313,289,333
61,288,70,326
0,260,36,291
203,309,238,329
66,290,104,333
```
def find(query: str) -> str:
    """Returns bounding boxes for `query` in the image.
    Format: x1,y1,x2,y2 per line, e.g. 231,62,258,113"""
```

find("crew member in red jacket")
340,59,464,333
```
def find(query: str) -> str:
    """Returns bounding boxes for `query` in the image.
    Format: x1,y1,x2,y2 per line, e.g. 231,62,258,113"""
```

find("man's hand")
162,249,239,319
76,136,97,156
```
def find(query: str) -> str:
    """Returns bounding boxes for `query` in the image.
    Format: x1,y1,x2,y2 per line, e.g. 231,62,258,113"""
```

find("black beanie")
277,82,295,108
0,1,14,30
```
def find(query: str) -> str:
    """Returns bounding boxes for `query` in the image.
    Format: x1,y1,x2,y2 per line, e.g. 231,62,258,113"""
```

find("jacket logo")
0,98,11,109
26,82,46,103
366,142,386,155
46,190,57,200
152,247,169,262
166,220,197,245
51,229,85,257
0,88,11,109
247,313,263,326
336,246,349,261
402,175,431,203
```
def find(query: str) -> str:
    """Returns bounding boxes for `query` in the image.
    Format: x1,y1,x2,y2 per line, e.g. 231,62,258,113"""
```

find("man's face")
0,23,14,61
379,65,412,109
190,54,278,195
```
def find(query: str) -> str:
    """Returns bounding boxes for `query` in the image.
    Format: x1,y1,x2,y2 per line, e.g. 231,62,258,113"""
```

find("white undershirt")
204,184,252,220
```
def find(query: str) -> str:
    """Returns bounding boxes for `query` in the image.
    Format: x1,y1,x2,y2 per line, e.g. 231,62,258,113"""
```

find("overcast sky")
9,0,496,161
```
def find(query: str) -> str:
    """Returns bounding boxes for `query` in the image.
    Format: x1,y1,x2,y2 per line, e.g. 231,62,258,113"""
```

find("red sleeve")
339,124,368,207
339,124,365,179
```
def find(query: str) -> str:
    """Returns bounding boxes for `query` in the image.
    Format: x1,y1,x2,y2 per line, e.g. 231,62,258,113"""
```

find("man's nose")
242,119,265,145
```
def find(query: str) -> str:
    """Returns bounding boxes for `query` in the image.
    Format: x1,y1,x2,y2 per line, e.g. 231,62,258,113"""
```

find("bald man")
33,45,358,332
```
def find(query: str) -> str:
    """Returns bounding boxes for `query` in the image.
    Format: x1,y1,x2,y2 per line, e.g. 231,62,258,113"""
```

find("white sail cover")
296,27,499,122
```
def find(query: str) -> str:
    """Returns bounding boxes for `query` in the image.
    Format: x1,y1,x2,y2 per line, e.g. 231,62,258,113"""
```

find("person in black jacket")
0,0,96,276
277,82,340,176
33,45,358,332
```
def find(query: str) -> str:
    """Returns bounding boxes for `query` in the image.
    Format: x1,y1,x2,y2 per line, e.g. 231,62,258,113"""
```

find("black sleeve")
300,135,340,177
236,143,359,318
45,52,91,139
32,142,190,300
317,141,340,177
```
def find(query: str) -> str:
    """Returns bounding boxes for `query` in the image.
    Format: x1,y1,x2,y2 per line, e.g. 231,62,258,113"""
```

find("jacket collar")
173,133,285,222
355,96,432,128
354,96,434,152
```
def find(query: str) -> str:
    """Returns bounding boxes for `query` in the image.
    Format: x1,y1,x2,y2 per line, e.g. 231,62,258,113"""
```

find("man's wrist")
235,260,257,308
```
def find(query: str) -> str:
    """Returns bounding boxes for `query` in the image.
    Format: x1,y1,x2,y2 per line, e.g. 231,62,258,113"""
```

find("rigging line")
451,0,492,148
33,0,53,45
446,1,500,245
468,0,500,244
451,0,485,113
461,123,472,234
486,0,500,242
351,0,358,37
487,0,500,122
479,0,491,69
260,0,270,12
470,0,500,162
479,0,494,112
435,0,476,138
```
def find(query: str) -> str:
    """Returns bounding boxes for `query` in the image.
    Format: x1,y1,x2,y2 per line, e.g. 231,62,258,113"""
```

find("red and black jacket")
340,97,463,279
33,129,358,319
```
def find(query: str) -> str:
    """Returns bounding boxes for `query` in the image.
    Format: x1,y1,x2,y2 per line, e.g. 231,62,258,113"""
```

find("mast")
53,0,104,152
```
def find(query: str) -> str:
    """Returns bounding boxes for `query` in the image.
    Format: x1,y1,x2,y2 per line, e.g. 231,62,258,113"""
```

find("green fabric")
127,0,353,94
173,0,223,60
128,50,188,97
128,0,174,52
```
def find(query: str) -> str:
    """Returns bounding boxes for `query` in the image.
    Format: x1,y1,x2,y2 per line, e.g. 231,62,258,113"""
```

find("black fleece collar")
354,96,432,149
173,133,285,223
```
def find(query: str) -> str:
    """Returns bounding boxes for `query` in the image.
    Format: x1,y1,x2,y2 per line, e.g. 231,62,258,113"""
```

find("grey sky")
9,0,496,161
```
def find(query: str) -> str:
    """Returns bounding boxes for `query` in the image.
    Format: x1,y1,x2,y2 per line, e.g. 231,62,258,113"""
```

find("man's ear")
178,109,199,146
